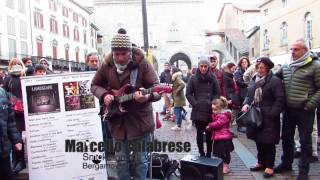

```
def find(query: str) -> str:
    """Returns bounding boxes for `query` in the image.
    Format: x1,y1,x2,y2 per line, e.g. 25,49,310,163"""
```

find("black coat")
159,70,172,84
186,69,220,122
234,68,248,103
243,72,285,144
223,72,239,105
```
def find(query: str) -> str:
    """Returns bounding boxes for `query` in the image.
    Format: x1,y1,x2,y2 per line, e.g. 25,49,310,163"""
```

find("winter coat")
223,71,239,105
211,68,226,97
159,70,172,84
0,87,22,158
275,55,320,110
91,47,160,140
208,111,233,141
243,71,285,144
172,72,186,107
186,69,220,122
234,68,248,104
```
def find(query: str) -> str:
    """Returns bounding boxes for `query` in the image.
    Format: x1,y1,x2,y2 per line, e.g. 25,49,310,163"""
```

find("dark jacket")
91,48,160,140
234,68,248,103
211,68,226,97
208,111,232,141
223,71,239,105
186,69,220,122
243,71,285,144
4,75,22,99
0,87,22,157
159,70,172,84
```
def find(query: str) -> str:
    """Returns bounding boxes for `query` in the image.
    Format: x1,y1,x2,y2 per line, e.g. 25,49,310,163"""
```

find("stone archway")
169,52,192,70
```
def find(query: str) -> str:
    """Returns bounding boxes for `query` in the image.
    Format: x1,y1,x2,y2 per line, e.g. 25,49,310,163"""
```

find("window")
49,0,57,11
263,29,270,50
8,38,16,59
83,30,87,44
305,12,312,40
75,48,79,63
37,41,43,57
50,18,58,34
18,0,26,13
73,13,78,23
65,48,69,61
6,0,14,9
251,48,255,57
82,18,87,27
21,41,28,56
7,16,15,35
63,24,70,37
34,11,44,29
280,22,288,46
282,0,287,7
20,20,27,38
74,28,79,41
62,6,69,17
264,9,268,16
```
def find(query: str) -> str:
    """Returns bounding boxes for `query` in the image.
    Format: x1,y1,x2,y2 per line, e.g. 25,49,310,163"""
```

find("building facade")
259,0,320,64
0,0,99,71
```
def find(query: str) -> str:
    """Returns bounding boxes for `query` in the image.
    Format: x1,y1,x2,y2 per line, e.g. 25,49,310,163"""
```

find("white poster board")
21,72,108,180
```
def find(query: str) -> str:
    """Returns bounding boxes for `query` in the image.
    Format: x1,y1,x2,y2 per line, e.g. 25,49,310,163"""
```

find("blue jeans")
174,107,183,127
114,134,151,180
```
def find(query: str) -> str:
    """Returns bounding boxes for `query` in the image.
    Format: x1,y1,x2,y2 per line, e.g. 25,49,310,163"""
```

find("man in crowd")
85,50,100,71
209,55,226,97
91,29,161,180
22,57,34,76
39,58,54,74
159,62,172,115
275,38,320,180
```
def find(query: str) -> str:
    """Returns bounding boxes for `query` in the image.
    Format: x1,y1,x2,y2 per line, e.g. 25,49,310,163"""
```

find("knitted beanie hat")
111,28,132,51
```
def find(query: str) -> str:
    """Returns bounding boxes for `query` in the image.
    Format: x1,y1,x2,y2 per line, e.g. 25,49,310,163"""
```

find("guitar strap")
130,68,138,88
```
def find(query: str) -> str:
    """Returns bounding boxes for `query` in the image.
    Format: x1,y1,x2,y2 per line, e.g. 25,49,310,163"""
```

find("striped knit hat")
111,28,132,51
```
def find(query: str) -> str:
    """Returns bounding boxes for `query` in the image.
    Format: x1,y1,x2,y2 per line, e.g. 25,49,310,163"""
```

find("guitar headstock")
153,83,173,93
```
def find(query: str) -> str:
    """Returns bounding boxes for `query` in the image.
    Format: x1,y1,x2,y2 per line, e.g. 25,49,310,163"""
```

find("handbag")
236,105,262,128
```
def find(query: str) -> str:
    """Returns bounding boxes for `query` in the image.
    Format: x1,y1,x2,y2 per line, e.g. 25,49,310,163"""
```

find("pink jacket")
208,111,232,141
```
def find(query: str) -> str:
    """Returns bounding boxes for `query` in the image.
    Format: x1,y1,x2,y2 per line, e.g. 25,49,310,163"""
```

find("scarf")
289,51,310,71
254,75,266,104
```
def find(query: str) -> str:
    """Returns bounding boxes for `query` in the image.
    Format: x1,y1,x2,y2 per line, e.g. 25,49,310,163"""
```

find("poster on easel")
21,72,108,180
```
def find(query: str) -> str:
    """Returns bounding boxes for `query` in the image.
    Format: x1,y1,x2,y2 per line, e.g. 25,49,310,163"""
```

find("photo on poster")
26,83,60,115
64,81,95,111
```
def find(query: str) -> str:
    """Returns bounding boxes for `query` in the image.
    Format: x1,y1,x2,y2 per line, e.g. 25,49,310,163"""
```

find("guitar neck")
118,88,153,103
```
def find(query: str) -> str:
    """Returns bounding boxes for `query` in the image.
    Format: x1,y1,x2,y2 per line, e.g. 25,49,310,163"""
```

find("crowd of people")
0,26,319,180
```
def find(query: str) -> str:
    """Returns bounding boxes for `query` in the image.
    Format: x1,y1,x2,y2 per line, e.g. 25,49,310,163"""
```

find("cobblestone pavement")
152,99,320,180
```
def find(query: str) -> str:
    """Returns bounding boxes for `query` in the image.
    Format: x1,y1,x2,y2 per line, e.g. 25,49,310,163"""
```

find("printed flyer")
21,72,108,180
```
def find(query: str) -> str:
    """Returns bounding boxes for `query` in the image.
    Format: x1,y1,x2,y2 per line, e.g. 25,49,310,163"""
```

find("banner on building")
21,72,108,180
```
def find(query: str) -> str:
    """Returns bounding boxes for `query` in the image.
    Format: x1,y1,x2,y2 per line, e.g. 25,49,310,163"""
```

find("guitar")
101,84,172,121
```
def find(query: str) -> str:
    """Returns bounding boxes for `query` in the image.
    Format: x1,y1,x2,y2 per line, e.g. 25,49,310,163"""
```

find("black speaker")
180,155,223,180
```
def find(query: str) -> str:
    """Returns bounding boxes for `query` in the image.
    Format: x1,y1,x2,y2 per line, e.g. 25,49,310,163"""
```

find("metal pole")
141,0,149,54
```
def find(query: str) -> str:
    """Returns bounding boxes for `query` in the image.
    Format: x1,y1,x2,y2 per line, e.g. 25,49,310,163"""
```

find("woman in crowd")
234,56,251,133
3,58,26,174
241,57,284,178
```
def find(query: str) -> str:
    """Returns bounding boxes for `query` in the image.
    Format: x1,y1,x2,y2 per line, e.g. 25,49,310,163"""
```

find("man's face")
87,55,99,69
25,60,33,67
290,41,307,60
40,61,49,69
113,50,131,65
210,57,218,69
164,64,170,71
199,64,209,74
35,70,46,76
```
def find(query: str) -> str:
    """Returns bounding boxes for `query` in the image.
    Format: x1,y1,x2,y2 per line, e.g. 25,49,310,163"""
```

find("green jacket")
172,72,186,107
276,55,320,110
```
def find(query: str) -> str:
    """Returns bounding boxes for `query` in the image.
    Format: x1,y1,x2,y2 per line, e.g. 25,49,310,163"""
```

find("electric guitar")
101,84,172,121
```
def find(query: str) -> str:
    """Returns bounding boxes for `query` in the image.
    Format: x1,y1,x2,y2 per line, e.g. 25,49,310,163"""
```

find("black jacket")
186,69,220,122
243,72,285,144
159,70,172,84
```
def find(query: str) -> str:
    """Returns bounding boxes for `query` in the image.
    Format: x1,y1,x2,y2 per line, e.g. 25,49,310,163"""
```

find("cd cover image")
26,83,61,115
63,80,95,111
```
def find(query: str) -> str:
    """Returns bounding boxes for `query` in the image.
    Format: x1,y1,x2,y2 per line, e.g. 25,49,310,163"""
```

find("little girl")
206,96,234,174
